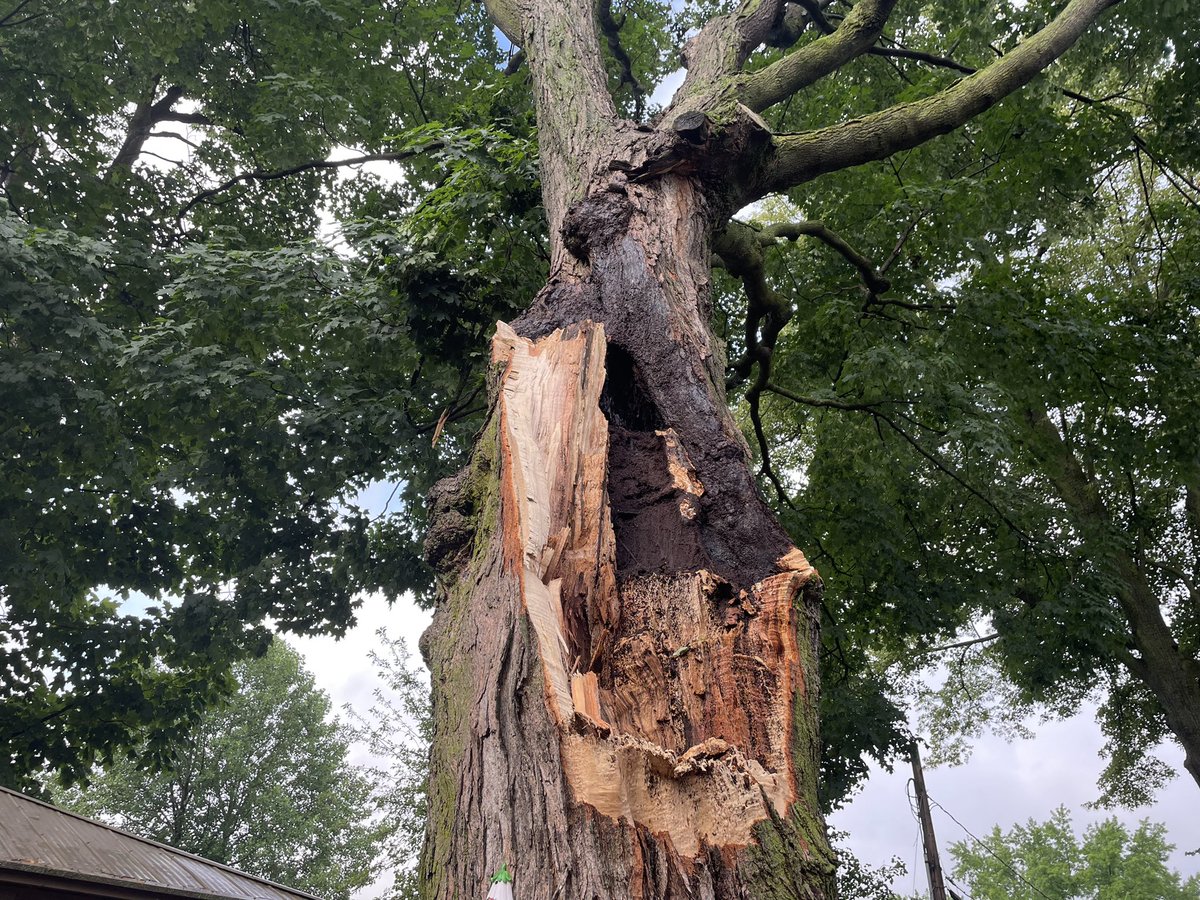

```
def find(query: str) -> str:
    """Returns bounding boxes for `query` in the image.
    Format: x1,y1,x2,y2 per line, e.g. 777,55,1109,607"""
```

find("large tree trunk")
413,0,1120,891
420,175,836,899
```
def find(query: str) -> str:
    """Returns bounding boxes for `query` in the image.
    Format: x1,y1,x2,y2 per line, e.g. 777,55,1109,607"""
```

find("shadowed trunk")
420,173,836,899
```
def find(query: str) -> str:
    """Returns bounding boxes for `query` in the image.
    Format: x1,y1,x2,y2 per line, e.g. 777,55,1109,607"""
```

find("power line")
927,795,1056,900
947,872,975,900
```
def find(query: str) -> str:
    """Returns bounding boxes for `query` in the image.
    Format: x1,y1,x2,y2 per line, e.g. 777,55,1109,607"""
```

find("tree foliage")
949,808,1200,900
2,0,1196,815
0,0,538,785
720,2,1200,802
52,641,381,900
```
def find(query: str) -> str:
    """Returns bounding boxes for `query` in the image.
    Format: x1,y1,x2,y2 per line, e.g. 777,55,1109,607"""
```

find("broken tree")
419,0,1121,896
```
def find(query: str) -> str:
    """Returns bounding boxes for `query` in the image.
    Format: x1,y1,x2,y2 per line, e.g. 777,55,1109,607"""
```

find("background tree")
52,641,381,900
345,631,431,900
949,808,1200,900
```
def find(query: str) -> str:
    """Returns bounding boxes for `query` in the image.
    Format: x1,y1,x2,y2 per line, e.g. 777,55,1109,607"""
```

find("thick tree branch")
157,110,213,126
482,0,523,44
676,0,788,101
106,84,188,179
757,0,1120,197
486,0,617,265
864,33,1200,209
737,0,899,112
597,0,646,118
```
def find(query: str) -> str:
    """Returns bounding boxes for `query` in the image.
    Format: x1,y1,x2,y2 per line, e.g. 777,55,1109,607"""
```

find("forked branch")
757,0,1121,197
178,146,439,219
677,0,788,99
756,220,890,294
737,0,899,112
598,0,646,117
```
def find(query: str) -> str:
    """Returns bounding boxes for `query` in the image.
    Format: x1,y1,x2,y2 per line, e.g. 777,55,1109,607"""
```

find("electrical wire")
947,872,975,900
927,795,1057,900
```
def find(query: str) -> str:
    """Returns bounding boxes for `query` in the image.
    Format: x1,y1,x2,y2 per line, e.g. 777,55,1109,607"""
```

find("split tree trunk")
411,0,1127,892
420,174,836,899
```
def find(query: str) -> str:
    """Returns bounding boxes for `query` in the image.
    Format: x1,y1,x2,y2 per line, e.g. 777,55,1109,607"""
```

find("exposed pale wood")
491,320,617,718
570,672,609,731
444,321,828,882
562,564,814,858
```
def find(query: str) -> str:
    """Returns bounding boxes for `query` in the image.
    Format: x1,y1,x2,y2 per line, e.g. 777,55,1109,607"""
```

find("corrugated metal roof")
0,787,326,900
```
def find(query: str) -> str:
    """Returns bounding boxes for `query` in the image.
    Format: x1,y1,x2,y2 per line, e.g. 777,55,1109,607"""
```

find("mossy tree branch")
736,0,900,113
676,0,788,101
753,0,1121,199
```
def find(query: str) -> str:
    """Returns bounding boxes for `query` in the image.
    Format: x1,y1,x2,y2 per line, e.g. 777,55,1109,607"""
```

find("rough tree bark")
418,0,1120,897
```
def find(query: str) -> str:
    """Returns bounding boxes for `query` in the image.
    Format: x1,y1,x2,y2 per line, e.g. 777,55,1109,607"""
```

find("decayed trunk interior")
422,236,835,897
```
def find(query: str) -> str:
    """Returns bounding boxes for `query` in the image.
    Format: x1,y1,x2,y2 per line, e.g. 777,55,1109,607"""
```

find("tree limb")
0,0,42,27
676,0,788,101
868,45,976,76
913,632,1000,657
157,110,213,126
597,0,646,118
178,146,438,219
757,219,891,293
106,84,187,179
864,38,1200,211
482,0,523,45
502,48,527,76
791,0,835,35
737,0,899,112
757,0,1121,197
713,221,793,387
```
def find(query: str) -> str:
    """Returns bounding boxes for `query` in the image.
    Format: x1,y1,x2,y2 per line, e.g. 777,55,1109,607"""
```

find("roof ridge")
0,786,326,900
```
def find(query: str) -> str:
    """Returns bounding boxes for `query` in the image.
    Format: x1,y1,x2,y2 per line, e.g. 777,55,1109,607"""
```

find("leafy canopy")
949,808,1200,900
52,641,382,900
3,0,1198,810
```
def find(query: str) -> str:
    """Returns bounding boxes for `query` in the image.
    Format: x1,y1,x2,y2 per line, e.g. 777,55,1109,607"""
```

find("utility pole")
910,740,948,900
